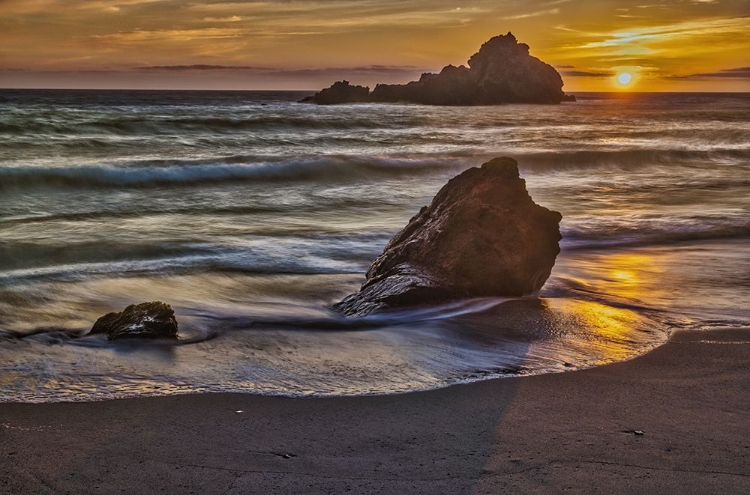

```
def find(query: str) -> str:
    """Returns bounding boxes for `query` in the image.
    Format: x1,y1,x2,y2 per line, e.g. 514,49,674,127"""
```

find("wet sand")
1,328,748,494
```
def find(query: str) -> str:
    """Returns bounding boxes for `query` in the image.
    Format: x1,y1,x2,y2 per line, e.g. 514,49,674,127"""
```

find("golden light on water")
565,300,637,347
602,253,661,302
538,298,651,363
558,251,667,308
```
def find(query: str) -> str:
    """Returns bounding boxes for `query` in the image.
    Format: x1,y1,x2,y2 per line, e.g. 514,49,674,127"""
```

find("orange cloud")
1,0,748,90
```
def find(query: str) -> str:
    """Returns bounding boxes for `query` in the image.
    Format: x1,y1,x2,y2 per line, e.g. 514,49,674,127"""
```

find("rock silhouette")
90,301,179,341
303,33,573,105
299,80,369,104
334,157,562,316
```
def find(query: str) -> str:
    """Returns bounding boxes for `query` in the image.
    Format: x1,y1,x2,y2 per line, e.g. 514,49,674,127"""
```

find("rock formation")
300,80,370,104
302,33,573,105
90,301,179,340
334,157,562,316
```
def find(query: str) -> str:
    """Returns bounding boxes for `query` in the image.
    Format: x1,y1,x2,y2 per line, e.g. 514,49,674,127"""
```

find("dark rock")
334,157,562,316
89,301,178,340
370,64,477,105
299,80,370,104
305,33,574,105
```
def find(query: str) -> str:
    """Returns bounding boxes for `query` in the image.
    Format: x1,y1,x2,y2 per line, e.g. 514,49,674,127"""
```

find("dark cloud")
136,64,426,75
139,65,273,71
561,70,611,78
670,66,750,79
0,64,430,90
274,65,425,77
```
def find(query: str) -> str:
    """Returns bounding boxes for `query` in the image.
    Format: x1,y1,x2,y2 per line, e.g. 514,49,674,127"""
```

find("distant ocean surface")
1,89,748,402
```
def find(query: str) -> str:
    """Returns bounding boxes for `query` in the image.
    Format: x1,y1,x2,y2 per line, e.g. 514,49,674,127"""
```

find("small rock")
621,429,646,436
89,301,178,341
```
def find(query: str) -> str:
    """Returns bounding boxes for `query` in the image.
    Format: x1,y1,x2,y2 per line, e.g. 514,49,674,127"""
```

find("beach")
2,327,748,494
4,1,750,492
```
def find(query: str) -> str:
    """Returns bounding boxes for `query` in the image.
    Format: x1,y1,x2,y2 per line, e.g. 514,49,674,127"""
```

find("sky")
1,0,749,91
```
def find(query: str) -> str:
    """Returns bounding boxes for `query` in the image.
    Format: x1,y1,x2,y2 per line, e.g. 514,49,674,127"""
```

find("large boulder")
334,157,562,316
89,301,178,341
304,33,572,105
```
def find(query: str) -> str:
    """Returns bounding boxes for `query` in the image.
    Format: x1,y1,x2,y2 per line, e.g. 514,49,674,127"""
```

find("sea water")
1,90,748,401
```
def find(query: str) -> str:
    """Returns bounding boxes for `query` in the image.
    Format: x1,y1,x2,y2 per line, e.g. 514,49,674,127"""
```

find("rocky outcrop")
89,301,178,341
300,80,370,105
334,157,562,316
303,33,572,105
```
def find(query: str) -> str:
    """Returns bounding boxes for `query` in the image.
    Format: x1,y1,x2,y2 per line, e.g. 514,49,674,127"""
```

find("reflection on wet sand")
449,297,655,364
551,239,750,322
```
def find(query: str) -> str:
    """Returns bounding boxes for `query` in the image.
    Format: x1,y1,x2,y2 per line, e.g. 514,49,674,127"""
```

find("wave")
3,221,747,287
0,297,510,343
0,291,672,402
0,204,292,227
515,148,750,173
187,297,513,333
0,113,428,136
3,146,749,192
0,256,360,285
562,216,750,251
0,156,460,191
0,232,386,283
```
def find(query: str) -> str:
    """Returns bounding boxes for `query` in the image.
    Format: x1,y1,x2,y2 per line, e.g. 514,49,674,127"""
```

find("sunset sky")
1,0,748,91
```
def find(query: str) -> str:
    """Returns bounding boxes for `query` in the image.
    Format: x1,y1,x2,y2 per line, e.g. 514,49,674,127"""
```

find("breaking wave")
0,156,457,190
2,147,749,192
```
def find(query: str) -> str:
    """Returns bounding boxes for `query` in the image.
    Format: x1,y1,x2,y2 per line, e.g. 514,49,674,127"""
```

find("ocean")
1,89,748,402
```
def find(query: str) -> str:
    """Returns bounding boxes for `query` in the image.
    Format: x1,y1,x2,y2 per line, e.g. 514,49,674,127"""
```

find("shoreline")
1,327,748,493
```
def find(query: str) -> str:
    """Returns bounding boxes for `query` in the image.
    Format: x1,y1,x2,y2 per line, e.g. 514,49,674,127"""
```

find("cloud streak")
670,66,750,80
503,8,559,20
561,69,612,78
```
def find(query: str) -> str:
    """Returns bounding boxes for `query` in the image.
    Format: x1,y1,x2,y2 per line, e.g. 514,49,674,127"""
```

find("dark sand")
1,328,748,494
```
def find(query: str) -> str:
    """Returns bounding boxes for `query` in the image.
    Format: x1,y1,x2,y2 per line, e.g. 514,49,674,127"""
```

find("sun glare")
617,72,633,85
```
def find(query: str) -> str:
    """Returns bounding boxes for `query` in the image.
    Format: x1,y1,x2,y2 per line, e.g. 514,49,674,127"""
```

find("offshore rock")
90,301,178,341
305,33,572,105
334,157,562,316
299,80,370,104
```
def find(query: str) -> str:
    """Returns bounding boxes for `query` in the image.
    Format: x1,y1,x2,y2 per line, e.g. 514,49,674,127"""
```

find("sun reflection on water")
554,251,669,309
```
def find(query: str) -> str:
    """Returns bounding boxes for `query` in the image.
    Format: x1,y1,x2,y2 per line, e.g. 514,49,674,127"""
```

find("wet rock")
334,157,562,316
89,301,178,340
305,33,573,105
299,80,370,104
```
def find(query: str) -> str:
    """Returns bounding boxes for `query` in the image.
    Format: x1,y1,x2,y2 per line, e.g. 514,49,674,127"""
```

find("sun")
612,69,639,91
617,72,633,85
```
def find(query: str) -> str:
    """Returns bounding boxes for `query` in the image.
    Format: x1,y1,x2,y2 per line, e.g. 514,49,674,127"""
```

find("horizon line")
2,87,749,94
